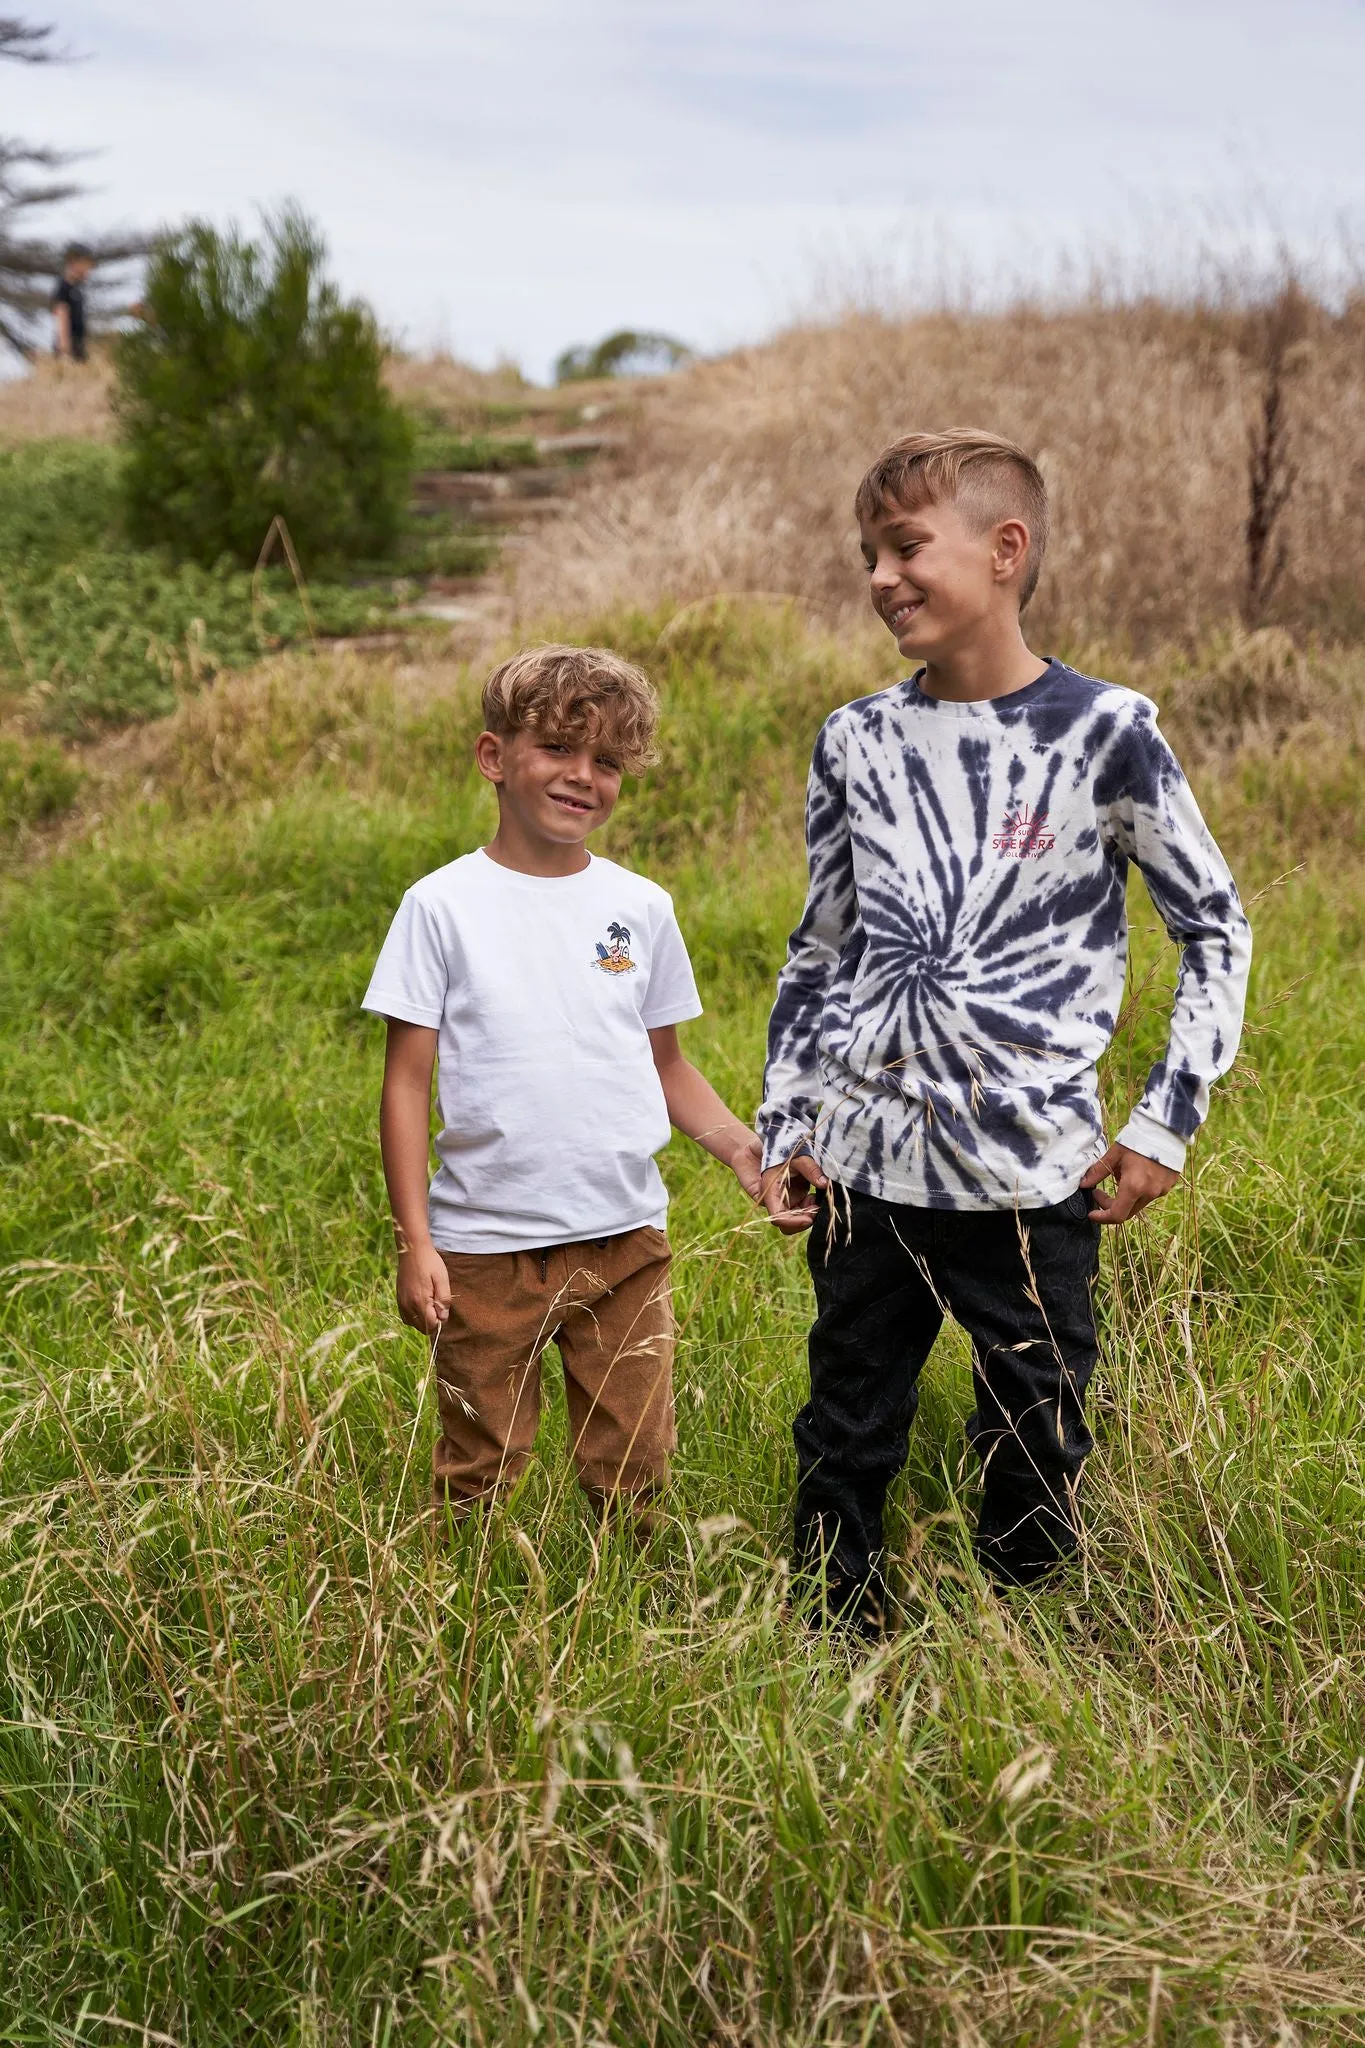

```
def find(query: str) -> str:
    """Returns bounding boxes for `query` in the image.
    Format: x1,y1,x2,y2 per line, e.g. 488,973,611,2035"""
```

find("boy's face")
66,258,93,282
474,727,623,846
859,495,1026,662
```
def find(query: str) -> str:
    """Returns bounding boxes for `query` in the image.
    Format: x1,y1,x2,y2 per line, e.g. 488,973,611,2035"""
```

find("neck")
918,616,1047,703
484,812,591,878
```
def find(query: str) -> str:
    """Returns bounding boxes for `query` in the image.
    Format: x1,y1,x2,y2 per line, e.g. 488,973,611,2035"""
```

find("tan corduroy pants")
432,1225,675,1514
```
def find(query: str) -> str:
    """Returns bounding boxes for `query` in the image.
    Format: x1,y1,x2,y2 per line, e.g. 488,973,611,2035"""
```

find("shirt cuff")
361,992,442,1027
757,1115,818,1175
1114,1107,1188,1174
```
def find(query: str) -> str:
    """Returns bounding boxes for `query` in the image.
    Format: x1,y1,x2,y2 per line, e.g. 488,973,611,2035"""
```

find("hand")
720,1129,764,1202
760,1151,828,1234
396,1242,452,1335
1080,1143,1180,1225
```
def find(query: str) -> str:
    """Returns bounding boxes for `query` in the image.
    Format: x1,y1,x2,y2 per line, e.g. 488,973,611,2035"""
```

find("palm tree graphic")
595,921,634,971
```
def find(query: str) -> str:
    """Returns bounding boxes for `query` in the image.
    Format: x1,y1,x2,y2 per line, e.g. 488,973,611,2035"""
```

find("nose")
561,749,595,784
868,549,902,597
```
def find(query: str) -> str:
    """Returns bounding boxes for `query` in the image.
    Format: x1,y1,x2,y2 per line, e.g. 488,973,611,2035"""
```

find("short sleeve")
361,889,448,1027
641,897,703,1028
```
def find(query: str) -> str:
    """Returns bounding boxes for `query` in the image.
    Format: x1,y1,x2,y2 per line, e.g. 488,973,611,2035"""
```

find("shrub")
0,441,401,736
116,206,414,571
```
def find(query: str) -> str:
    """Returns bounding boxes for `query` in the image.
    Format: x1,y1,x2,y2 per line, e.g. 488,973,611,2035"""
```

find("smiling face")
859,494,1031,664
475,726,624,852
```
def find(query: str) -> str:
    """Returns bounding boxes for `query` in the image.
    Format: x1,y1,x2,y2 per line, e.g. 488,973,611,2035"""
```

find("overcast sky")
18,0,1365,379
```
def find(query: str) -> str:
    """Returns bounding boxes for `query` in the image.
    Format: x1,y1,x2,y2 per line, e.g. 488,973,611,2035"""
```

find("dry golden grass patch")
520,301,1365,648
0,350,117,444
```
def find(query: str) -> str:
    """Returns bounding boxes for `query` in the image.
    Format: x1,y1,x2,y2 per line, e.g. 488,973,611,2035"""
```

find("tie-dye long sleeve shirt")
759,661,1252,1210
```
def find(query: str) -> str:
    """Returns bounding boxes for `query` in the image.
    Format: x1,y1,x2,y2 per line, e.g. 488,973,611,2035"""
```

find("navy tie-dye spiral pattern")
758,661,1253,1210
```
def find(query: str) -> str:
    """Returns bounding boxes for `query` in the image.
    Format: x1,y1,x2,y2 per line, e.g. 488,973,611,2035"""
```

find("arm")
53,297,71,359
379,1019,451,1334
757,717,854,1231
1083,708,1253,1224
649,1026,762,1198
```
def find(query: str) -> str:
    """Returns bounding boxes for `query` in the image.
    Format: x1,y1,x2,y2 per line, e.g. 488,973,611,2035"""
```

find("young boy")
758,429,1252,1625
365,644,761,1523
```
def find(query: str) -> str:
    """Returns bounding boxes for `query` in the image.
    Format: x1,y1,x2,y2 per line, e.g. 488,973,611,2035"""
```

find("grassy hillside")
517,299,1365,651
1,607,1363,2043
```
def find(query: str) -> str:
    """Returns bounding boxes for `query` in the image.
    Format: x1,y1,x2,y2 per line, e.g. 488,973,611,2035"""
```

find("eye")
595,754,622,774
543,741,570,756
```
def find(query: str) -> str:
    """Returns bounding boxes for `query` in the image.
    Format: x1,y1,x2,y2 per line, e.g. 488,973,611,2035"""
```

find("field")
1,309,1364,2044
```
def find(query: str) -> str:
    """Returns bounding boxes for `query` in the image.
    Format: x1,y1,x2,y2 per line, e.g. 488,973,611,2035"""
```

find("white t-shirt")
362,850,703,1253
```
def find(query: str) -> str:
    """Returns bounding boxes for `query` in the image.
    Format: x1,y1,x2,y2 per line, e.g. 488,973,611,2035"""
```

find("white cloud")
15,0,1365,378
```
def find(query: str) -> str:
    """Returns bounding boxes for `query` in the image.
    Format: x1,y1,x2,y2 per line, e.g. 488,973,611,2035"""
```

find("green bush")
117,206,414,571
0,442,403,735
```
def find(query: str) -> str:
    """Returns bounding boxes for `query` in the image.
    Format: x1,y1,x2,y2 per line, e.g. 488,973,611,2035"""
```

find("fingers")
1091,1183,1141,1226
759,1155,825,1234
1088,1146,1180,1224
1079,1144,1121,1190
730,1134,765,1201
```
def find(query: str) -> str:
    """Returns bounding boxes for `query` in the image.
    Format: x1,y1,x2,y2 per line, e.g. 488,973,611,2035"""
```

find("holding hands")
759,1150,827,1234
754,1139,1180,1233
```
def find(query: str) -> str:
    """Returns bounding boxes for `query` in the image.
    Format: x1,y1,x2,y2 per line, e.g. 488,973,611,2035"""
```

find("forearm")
1119,913,1253,1166
658,1056,752,1164
757,978,828,1167
1113,712,1254,1165
379,1076,435,1250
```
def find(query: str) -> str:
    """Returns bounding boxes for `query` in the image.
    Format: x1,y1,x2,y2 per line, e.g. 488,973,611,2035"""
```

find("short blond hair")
855,429,1050,609
480,643,660,775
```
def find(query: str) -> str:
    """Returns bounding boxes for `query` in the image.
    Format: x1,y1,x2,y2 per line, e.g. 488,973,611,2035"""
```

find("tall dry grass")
0,350,117,444
520,299,1365,650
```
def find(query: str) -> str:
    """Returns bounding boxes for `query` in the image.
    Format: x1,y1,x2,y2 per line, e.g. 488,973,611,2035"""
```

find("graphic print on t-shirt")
593,921,637,974
992,805,1055,858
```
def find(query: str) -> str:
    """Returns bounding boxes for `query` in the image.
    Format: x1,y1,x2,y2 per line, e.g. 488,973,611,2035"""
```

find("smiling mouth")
885,599,923,633
548,792,595,815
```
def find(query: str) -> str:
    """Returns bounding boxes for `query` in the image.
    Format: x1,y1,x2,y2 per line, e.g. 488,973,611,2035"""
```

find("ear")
474,730,506,786
993,517,1031,583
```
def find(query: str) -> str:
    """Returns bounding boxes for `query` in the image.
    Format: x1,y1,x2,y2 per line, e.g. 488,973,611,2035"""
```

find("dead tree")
1241,283,1308,628
0,16,149,358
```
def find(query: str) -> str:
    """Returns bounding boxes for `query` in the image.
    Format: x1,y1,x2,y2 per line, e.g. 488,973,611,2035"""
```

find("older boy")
759,429,1252,1624
365,645,760,1523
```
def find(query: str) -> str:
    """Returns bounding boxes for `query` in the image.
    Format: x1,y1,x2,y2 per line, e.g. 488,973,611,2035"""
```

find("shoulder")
1028,660,1154,723
587,855,677,918
820,682,907,745
809,684,908,779
1051,666,1189,804
399,849,486,911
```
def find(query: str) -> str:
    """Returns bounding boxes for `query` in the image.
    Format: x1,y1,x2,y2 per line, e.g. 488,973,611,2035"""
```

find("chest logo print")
593,921,637,974
993,805,1056,859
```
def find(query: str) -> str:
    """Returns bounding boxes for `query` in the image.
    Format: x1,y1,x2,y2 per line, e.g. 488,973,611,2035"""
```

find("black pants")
795,1185,1101,1604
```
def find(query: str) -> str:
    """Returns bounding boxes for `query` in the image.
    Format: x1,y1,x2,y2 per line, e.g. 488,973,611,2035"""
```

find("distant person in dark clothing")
52,243,94,362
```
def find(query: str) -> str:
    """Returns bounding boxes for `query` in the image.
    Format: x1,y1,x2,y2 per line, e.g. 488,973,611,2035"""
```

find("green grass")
411,429,540,473
1,611,1363,2043
0,443,406,736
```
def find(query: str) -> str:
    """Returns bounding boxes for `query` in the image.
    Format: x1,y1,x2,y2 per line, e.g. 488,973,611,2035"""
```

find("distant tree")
555,329,692,385
0,16,148,358
117,206,415,570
